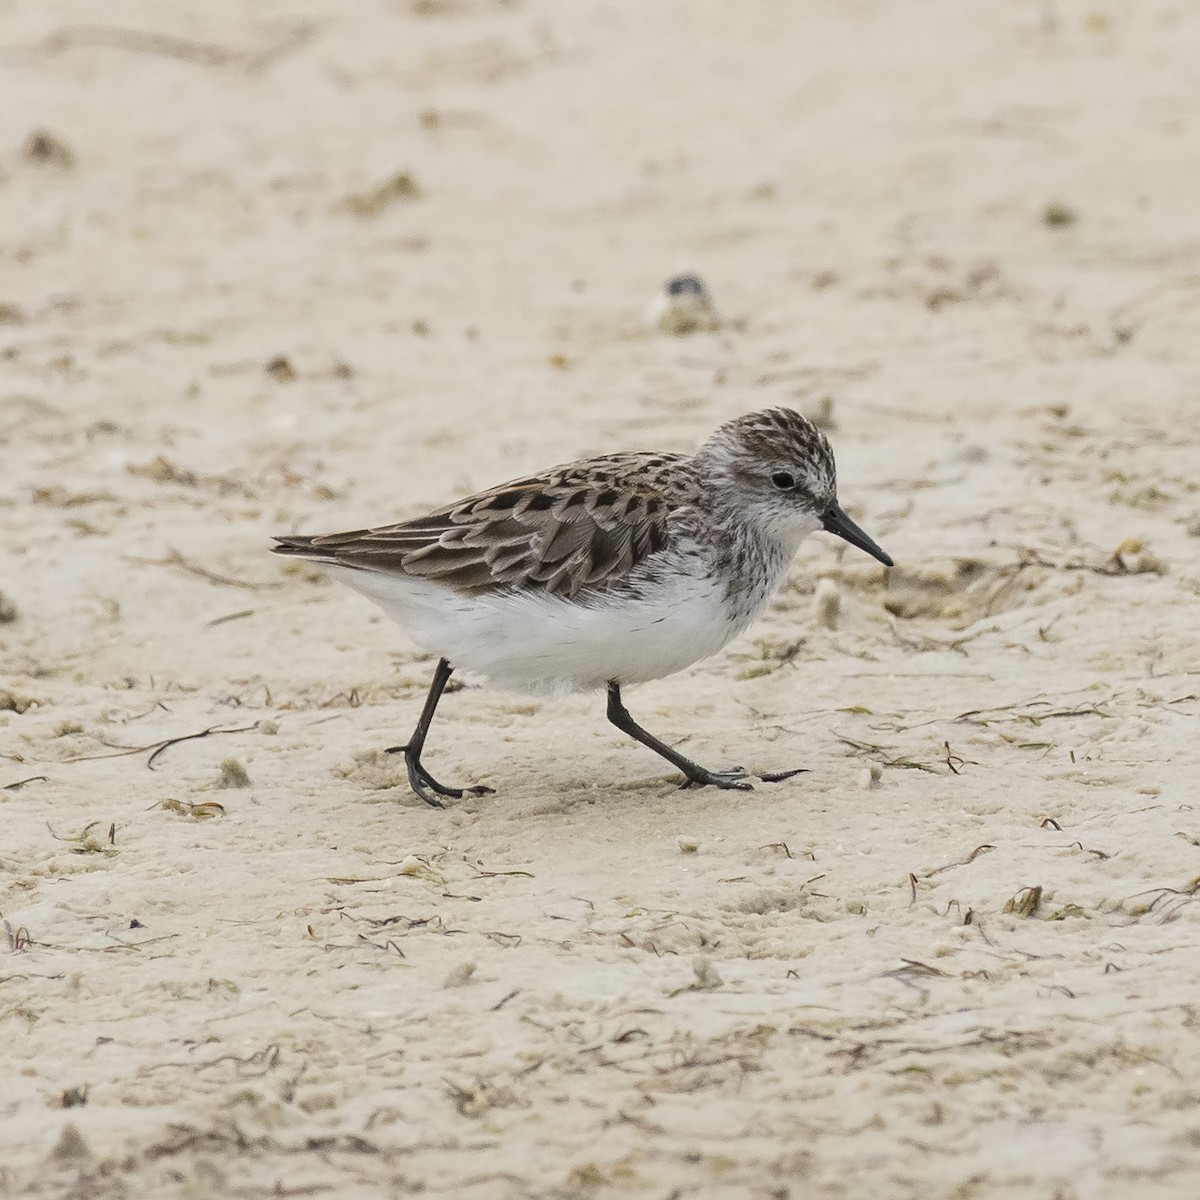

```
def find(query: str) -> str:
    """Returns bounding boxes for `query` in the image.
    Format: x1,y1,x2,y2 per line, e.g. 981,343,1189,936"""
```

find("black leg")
605,682,755,791
386,659,494,808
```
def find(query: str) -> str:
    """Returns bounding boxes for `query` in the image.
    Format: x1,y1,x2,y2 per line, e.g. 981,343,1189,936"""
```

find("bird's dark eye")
771,471,795,490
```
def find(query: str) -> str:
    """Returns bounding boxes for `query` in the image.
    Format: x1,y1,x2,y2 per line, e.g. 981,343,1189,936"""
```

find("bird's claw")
757,767,809,784
680,766,753,792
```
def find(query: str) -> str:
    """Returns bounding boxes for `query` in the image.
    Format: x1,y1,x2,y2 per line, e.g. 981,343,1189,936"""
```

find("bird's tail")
270,534,340,563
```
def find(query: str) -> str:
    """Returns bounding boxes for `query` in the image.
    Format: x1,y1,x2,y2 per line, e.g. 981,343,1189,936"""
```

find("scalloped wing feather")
275,456,685,598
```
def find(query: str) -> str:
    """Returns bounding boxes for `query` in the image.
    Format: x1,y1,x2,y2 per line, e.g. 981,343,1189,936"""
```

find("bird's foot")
679,765,754,792
385,743,495,808
677,764,808,791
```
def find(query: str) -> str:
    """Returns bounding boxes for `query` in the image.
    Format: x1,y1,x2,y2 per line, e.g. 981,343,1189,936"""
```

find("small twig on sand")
123,548,275,591
3,775,48,791
926,845,996,877
68,723,260,770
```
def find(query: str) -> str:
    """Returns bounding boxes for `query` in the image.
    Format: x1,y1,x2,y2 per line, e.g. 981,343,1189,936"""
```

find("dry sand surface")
3,1,1200,1197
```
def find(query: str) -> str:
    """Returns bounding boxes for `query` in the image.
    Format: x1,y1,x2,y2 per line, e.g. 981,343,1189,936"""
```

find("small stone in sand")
345,171,422,217
46,1123,91,1164
810,395,837,432
265,356,297,383
813,579,841,630
692,957,723,990
24,130,75,169
443,961,477,988
1106,537,1167,576
676,835,700,854
646,273,721,336
1042,201,1077,228
217,758,252,789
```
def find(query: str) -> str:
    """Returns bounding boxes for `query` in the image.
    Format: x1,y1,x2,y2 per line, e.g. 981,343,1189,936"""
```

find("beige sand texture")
4,1,1200,1197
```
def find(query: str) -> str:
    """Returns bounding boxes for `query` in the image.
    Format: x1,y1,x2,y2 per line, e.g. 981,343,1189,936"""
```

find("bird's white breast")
324,560,773,696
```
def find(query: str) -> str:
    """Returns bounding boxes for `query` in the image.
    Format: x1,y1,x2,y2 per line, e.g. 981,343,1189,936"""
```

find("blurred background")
5,0,1198,658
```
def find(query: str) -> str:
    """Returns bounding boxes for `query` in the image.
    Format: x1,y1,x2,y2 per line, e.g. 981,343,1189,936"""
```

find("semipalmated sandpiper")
273,407,892,806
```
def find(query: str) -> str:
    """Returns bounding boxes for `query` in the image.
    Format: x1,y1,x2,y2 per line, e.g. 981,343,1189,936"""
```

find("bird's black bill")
822,503,893,567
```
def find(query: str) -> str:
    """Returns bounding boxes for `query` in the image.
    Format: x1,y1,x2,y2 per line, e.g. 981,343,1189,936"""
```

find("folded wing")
272,460,679,599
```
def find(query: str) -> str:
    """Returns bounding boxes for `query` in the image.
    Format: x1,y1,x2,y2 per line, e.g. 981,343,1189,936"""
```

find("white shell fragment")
858,763,883,789
813,578,841,630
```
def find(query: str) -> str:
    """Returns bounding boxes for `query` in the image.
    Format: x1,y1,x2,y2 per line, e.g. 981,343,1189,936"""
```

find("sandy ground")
3,1,1200,1197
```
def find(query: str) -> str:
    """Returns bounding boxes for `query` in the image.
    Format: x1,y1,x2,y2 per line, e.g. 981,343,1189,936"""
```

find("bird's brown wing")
272,457,682,598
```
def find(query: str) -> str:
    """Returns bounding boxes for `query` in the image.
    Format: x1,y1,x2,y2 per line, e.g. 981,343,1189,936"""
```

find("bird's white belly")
327,565,755,695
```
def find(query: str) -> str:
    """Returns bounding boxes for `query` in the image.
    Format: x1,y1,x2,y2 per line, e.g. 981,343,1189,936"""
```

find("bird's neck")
693,503,796,623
